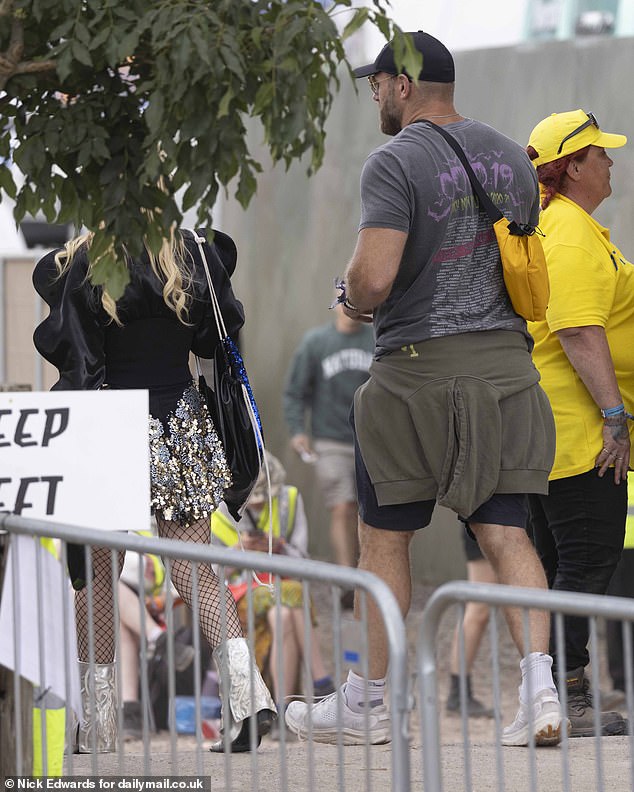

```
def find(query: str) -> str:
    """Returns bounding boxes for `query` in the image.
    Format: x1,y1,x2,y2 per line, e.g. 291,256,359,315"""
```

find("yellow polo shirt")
626,472,634,549
528,194,634,480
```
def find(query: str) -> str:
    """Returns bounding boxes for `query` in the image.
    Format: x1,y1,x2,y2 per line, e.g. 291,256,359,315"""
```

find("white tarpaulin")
0,534,81,713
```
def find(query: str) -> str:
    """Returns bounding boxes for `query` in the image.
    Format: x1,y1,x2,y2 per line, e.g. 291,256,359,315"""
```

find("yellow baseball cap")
528,110,626,167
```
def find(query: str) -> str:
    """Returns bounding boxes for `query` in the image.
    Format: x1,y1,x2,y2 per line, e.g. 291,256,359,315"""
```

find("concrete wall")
220,35,634,581
1,256,56,391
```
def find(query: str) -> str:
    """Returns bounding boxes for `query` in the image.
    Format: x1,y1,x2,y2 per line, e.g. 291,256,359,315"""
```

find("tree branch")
7,14,23,62
0,13,55,90
14,58,56,76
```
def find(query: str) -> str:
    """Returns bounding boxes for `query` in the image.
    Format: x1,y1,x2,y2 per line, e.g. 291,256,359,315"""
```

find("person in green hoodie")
284,304,374,604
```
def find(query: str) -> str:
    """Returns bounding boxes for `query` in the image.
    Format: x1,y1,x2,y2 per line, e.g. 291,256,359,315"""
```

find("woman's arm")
282,492,309,559
556,324,630,481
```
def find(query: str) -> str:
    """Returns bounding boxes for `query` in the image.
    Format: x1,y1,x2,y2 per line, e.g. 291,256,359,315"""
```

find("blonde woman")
33,229,275,753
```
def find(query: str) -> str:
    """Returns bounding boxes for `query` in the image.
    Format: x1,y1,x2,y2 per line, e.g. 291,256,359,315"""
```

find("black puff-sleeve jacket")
32,229,245,391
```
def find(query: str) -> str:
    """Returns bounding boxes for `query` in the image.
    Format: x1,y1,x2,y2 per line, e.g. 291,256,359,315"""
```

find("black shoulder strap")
415,119,504,224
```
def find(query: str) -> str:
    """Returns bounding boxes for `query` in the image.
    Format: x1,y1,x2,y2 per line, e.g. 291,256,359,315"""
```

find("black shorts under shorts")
354,433,528,532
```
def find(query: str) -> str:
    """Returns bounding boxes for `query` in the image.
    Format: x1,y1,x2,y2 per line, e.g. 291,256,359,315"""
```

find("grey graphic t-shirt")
359,119,539,355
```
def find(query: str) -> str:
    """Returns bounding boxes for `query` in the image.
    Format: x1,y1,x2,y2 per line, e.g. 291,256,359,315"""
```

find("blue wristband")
601,404,625,418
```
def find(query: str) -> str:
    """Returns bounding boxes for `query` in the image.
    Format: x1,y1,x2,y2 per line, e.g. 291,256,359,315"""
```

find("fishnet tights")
156,515,243,650
75,547,126,663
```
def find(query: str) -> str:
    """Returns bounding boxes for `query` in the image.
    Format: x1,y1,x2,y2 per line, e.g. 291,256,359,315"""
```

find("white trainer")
502,688,567,747
285,687,391,745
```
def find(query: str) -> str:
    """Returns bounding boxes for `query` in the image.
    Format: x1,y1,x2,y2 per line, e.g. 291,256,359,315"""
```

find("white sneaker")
502,688,567,747
285,687,391,745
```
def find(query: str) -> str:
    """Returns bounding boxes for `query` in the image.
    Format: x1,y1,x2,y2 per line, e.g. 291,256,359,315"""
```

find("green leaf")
220,45,244,79
217,87,234,119
71,40,93,68
235,161,257,208
55,45,74,82
342,8,370,40
91,26,113,50
73,22,92,47
57,178,79,223
0,166,17,199
91,253,130,302
41,190,57,223
87,231,113,265
144,92,164,136
117,30,141,61
391,28,422,81
252,82,274,115
191,26,212,66
144,221,164,256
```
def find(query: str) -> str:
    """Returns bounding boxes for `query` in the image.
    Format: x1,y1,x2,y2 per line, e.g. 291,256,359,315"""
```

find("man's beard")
380,94,402,136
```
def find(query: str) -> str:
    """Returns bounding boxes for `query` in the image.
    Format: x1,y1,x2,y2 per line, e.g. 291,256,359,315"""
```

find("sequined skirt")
149,383,231,525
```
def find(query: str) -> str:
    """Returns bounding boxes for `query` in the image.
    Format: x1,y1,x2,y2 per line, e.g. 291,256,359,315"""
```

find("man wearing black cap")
286,31,564,748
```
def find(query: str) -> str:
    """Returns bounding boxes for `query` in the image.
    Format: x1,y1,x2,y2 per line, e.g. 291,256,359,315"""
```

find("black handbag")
193,232,264,521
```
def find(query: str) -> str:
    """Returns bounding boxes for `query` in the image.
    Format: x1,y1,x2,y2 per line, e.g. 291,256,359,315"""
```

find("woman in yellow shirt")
526,110,634,737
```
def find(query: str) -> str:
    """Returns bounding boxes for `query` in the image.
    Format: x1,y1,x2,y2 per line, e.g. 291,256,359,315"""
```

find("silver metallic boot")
210,637,276,752
77,661,118,753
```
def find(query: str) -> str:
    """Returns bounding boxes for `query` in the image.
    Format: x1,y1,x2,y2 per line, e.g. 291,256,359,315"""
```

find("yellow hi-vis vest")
33,538,65,777
135,529,165,594
625,471,634,550
211,486,299,551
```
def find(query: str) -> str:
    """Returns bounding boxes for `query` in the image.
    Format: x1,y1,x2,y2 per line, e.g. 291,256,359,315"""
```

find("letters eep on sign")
0,407,69,515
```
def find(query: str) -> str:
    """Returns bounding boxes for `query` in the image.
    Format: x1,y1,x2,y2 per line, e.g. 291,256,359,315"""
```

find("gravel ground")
65,581,634,791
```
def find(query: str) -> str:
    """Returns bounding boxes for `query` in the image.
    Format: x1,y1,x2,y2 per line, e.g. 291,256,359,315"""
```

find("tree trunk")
0,533,33,778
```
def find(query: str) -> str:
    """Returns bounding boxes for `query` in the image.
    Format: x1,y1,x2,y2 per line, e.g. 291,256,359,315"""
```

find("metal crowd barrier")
0,514,410,791
417,581,634,792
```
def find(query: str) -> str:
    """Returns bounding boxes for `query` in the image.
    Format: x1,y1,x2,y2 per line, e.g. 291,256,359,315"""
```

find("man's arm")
344,227,408,316
283,338,316,457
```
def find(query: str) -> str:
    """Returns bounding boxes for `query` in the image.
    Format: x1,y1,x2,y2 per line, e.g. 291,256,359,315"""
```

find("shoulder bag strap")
190,230,228,380
191,232,273,562
415,119,504,224
191,230,229,341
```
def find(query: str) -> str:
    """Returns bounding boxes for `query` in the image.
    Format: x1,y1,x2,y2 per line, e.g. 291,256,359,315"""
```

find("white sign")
0,390,150,532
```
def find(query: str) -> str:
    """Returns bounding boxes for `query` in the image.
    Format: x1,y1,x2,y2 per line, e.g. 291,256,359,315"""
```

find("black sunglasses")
556,112,599,156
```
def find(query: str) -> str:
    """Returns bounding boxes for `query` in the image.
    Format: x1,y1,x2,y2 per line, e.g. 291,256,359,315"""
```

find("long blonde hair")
54,229,193,325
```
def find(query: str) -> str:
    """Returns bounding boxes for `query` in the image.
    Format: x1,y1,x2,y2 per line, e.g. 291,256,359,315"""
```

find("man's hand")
291,433,317,462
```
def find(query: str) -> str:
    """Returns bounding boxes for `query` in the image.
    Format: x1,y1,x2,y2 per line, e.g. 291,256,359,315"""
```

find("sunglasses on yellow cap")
556,111,598,156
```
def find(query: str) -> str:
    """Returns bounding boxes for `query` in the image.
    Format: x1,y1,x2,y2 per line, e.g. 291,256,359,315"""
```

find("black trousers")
528,468,627,672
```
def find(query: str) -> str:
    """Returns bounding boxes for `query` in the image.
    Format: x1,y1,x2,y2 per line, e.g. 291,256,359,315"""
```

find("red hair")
526,145,591,209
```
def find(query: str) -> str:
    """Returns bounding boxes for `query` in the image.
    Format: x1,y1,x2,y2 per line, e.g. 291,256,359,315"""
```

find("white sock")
519,652,556,703
344,670,385,712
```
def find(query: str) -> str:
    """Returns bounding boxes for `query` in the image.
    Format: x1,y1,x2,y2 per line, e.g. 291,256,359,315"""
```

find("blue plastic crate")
174,695,222,734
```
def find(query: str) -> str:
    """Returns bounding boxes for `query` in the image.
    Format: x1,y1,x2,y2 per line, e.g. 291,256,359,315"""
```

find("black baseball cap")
353,30,455,83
